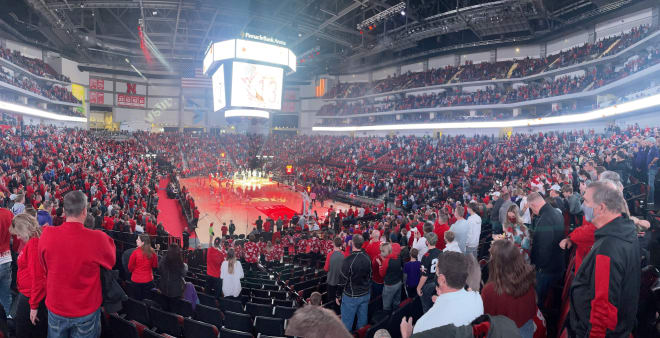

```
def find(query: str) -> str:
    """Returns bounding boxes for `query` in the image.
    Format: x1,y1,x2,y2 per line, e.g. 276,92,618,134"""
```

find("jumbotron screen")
231,61,283,110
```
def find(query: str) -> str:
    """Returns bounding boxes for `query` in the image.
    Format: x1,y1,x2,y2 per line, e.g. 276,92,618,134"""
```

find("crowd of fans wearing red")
323,26,653,100
0,47,71,82
0,121,657,337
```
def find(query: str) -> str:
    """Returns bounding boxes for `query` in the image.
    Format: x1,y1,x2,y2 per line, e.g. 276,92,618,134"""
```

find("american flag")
181,68,211,88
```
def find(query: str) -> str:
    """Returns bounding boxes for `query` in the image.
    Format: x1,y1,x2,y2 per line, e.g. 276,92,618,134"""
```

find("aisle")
156,177,187,241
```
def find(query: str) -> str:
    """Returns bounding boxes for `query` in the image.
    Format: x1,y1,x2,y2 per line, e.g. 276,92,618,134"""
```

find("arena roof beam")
290,0,366,48
172,0,183,52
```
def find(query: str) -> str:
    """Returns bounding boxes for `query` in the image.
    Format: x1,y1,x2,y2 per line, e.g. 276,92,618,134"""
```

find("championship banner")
71,84,86,116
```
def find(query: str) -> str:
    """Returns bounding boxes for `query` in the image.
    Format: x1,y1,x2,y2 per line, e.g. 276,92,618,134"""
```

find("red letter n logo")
126,83,137,94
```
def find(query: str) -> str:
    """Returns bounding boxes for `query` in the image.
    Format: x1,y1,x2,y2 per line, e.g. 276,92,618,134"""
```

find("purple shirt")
404,260,422,287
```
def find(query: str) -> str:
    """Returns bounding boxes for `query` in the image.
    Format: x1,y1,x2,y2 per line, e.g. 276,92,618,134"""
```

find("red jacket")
129,248,158,283
434,223,450,250
0,208,11,256
17,237,46,309
38,222,116,318
206,247,225,278
568,220,596,275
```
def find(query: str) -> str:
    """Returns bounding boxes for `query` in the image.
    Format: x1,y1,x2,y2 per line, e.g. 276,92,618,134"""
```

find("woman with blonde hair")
482,240,539,338
10,213,47,338
128,233,158,300
502,204,531,260
220,248,244,298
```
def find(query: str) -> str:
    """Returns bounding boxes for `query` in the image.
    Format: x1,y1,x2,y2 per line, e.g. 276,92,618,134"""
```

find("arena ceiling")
0,0,647,77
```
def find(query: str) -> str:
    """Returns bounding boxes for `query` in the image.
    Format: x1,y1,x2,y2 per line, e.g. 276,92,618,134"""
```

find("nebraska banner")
90,78,105,90
117,93,146,108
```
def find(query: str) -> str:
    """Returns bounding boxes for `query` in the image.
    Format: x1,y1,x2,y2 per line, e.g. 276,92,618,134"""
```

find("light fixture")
298,33,302,37
312,93,660,132
357,2,406,30
0,100,87,122
152,11,158,15
225,109,270,119
401,10,405,16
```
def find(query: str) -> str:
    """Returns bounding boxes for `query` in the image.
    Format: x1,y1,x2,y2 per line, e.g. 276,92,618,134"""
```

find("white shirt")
519,197,532,224
466,213,482,248
412,237,428,261
220,260,244,297
412,289,484,334
443,241,462,253
449,219,469,253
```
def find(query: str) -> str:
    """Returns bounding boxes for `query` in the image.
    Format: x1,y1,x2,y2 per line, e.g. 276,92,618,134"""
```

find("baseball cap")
551,184,561,192
490,191,500,197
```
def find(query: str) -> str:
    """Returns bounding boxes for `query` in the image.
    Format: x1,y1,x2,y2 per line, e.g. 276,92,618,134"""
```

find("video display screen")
231,61,283,110
212,64,226,111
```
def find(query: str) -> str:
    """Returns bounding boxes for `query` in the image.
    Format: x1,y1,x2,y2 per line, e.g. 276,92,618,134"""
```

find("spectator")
128,234,158,300
37,201,53,226
489,192,504,234
220,248,244,298
482,240,538,338
38,190,115,338
336,234,371,331
158,243,187,310
498,192,515,226
10,214,47,338
403,248,421,299
0,206,11,317
645,137,659,206
502,204,531,260
417,232,442,313
443,231,461,253
527,192,564,310
404,251,483,335
12,193,25,215
285,305,352,338
562,185,583,228
569,181,640,337
465,202,481,258
309,291,323,306
324,237,345,312
379,242,402,313
206,237,225,298
449,206,468,252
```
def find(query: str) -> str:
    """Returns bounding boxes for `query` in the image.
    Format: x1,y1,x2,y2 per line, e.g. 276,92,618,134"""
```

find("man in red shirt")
38,191,115,337
433,214,450,250
220,223,228,237
206,238,225,298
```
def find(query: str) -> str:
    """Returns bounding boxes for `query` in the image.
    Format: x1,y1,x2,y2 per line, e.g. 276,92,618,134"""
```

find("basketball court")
180,176,350,245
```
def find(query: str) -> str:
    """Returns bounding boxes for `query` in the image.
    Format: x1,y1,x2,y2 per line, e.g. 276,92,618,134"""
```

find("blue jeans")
519,319,534,338
48,307,101,338
0,262,12,317
340,293,370,331
382,282,401,312
648,168,657,204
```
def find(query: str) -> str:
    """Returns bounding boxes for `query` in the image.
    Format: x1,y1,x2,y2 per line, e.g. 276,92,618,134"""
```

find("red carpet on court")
156,177,188,240
255,205,298,220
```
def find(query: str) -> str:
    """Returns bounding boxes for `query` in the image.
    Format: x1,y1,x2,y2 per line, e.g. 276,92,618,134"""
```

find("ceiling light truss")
357,2,406,30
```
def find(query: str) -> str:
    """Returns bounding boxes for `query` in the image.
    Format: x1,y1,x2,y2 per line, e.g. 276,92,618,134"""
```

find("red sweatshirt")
39,222,116,318
17,237,46,309
0,208,12,258
128,248,158,283
568,220,596,275
206,247,225,278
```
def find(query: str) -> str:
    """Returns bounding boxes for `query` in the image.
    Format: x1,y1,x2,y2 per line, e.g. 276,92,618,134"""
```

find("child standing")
403,248,421,298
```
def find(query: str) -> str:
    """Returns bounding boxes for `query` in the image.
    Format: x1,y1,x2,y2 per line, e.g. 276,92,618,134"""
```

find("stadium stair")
448,68,464,83
599,38,621,58
583,81,595,92
506,63,519,78
543,56,561,72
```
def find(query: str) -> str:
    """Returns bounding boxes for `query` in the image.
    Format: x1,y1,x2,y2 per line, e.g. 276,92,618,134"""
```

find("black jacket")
530,203,564,273
337,250,372,298
569,215,640,337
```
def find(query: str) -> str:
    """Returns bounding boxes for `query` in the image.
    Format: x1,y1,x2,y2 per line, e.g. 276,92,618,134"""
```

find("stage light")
401,11,405,16
312,93,660,132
